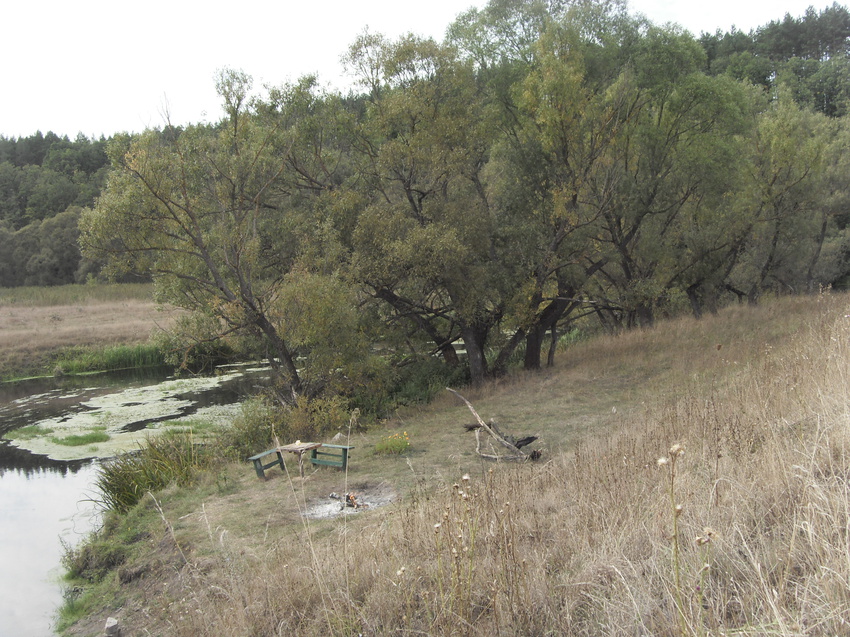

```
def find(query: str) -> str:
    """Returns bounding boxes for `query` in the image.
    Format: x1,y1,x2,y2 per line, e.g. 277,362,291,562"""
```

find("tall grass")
60,294,850,636
0,283,154,306
95,431,216,513
51,343,167,375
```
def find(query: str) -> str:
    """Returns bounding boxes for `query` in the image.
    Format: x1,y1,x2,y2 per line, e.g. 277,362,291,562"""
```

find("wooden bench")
248,448,285,479
309,444,354,471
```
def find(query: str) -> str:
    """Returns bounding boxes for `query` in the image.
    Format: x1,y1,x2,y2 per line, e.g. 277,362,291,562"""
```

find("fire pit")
303,482,395,519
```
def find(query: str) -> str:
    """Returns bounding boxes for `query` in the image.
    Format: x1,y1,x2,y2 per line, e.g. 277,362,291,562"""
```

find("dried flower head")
462,473,470,482
669,443,685,457
674,504,684,517
657,457,669,467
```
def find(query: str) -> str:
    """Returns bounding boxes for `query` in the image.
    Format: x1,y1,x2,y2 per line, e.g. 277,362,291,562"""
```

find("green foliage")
387,357,469,409
95,431,216,513
61,530,127,582
153,312,236,373
61,503,152,584
217,396,290,460
374,430,410,455
73,3,850,396
0,132,109,286
218,393,355,460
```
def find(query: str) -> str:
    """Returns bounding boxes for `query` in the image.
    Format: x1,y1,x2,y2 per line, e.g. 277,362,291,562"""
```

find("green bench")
248,448,285,479
309,444,354,470
249,443,353,478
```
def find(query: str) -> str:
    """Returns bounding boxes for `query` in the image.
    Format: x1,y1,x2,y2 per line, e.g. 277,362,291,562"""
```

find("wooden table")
277,442,322,477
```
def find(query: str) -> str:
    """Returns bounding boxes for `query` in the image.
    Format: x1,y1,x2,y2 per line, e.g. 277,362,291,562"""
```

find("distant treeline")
700,2,850,117
0,132,110,286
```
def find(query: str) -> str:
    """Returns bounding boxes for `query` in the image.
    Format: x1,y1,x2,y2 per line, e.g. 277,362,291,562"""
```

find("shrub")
217,396,288,461
374,431,410,455
218,393,355,460
387,357,468,408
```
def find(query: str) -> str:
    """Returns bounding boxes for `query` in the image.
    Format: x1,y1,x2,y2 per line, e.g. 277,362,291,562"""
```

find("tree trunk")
686,283,703,319
524,324,546,371
462,324,489,386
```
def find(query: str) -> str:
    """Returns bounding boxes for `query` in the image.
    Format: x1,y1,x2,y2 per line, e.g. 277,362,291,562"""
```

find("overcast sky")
0,0,831,139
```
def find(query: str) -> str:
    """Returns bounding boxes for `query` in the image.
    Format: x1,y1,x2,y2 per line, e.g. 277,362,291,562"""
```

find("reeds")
51,343,167,375
95,431,216,513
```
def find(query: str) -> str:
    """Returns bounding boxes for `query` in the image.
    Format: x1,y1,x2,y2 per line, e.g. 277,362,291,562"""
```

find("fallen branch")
447,388,527,461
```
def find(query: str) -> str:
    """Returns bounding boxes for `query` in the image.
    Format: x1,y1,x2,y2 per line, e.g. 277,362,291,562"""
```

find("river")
0,366,266,636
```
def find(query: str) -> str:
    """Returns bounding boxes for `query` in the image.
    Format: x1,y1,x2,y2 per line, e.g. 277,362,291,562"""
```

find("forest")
11,0,850,396
0,131,110,286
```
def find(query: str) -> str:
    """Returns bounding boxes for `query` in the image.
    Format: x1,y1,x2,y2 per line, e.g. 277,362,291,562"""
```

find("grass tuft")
51,431,110,447
374,431,410,455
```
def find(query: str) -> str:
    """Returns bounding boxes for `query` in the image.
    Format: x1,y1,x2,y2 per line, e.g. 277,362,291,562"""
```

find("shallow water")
0,366,266,636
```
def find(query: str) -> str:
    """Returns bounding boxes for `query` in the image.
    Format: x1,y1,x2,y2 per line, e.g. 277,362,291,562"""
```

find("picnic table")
249,441,355,479
278,441,323,477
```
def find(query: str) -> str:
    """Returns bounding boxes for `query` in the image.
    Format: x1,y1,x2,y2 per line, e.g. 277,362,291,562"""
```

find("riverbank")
58,293,850,636
0,284,179,380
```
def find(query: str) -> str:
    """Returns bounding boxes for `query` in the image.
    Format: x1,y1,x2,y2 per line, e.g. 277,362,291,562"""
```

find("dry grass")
0,284,179,379
64,293,850,636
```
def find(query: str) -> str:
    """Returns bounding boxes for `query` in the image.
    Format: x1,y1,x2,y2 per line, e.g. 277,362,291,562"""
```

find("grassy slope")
61,294,850,636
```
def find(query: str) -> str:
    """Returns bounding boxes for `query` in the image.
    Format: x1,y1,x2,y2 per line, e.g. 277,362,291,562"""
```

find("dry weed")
68,294,850,636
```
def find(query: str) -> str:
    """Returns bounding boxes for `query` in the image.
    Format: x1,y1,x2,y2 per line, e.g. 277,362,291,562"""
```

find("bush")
374,431,410,455
217,396,288,461
384,357,469,409
218,393,355,460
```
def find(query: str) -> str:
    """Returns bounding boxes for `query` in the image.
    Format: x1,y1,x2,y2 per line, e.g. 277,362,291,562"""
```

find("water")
0,366,266,636
0,463,98,637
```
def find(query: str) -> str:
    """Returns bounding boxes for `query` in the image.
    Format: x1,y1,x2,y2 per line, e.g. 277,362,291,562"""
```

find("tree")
344,33,516,385
729,95,841,302
81,70,374,401
583,26,752,325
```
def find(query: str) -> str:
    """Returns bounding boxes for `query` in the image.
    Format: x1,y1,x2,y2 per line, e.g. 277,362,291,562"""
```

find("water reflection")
0,365,268,635
0,462,99,636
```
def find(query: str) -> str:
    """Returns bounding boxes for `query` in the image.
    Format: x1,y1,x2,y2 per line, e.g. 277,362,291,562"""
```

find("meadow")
60,293,850,636
0,284,177,380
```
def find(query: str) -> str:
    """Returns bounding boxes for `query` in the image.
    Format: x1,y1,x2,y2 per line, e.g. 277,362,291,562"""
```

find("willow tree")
80,70,373,401
578,26,753,326
344,33,521,385
728,94,844,302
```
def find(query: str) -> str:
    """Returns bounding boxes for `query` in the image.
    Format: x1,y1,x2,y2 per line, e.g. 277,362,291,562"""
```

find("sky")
0,0,833,139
